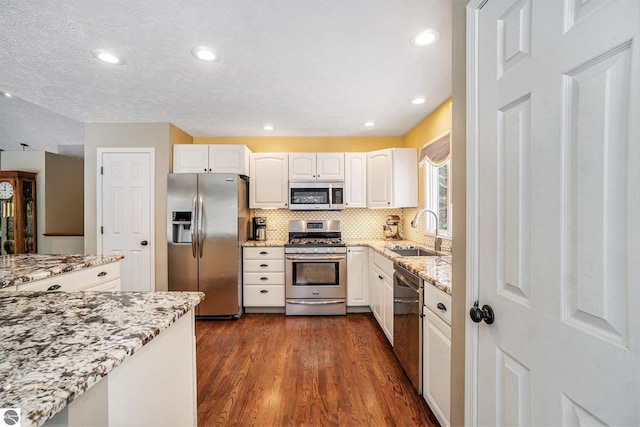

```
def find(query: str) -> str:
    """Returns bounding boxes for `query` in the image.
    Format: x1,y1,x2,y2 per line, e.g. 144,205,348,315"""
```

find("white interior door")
467,0,639,425
99,149,154,292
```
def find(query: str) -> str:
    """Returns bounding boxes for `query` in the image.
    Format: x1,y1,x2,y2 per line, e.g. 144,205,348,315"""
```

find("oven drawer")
243,259,285,272
243,272,285,285
423,283,452,325
243,247,285,260
244,285,285,307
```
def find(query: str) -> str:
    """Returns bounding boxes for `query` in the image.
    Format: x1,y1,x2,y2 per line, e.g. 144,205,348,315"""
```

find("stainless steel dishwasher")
393,263,424,394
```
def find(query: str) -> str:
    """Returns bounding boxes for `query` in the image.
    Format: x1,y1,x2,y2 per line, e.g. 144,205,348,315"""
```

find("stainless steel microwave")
289,181,344,210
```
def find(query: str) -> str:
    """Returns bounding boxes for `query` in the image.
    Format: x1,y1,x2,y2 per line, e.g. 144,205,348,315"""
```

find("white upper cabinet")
344,153,367,208
208,145,251,175
173,145,208,173
316,153,344,180
367,148,417,208
173,144,251,175
289,153,316,180
250,153,289,209
289,153,344,181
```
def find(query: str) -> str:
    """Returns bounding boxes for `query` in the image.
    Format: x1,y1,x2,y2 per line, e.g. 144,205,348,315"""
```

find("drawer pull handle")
98,271,108,277
260,277,269,281
260,251,268,255
378,275,383,280
260,264,269,267
260,289,269,294
437,302,447,311
47,285,61,291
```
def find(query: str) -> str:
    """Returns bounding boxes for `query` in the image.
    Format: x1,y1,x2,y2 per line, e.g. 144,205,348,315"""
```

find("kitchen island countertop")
0,290,203,427
0,254,124,290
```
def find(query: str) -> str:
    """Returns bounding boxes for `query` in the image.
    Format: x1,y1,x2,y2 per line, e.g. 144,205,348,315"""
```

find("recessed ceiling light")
410,29,441,46
2,91,12,98
363,121,375,127
92,49,124,65
411,97,426,105
263,124,274,131
192,46,219,62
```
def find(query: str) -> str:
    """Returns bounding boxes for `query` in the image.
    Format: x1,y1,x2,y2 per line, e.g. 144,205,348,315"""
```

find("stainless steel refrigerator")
167,173,249,318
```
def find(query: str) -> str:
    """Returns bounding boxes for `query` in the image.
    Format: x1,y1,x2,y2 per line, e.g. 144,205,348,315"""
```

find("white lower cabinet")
347,246,368,306
369,250,394,345
423,285,452,427
17,262,122,292
243,247,285,307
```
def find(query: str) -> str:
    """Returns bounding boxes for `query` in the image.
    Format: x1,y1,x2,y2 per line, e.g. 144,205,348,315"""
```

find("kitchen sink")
387,247,439,257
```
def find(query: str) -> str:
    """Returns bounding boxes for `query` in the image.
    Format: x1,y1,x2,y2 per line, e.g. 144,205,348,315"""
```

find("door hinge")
101,226,104,234
100,166,103,175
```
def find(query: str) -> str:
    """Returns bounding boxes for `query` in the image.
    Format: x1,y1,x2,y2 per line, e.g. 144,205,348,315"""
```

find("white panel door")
100,150,154,292
469,0,639,425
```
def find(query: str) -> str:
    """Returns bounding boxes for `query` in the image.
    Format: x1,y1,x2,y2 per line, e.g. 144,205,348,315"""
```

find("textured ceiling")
0,0,451,138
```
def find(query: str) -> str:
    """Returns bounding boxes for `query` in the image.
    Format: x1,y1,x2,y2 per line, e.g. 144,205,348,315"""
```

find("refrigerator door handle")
191,196,197,258
198,196,204,258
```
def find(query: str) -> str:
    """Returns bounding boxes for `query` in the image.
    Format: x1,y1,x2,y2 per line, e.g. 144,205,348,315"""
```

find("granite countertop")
0,291,203,427
344,239,452,294
242,239,288,247
0,254,124,290
243,238,452,294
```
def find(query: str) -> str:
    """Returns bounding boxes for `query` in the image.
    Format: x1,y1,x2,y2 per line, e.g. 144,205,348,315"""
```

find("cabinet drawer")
244,285,285,307
243,272,285,285
18,263,121,292
243,259,285,272
424,284,452,325
243,247,284,260
87,279,121,292
372,251,394,276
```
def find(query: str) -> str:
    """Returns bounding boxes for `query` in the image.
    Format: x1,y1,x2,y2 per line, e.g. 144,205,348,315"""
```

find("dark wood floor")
195,313,440,427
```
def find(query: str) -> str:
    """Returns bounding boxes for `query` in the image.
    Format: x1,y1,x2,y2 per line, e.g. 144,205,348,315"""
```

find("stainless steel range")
285,220,347,315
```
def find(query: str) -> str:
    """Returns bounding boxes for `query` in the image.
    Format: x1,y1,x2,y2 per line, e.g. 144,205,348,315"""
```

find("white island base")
44,310,197,427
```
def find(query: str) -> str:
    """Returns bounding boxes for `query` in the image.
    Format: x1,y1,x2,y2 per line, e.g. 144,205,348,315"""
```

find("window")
419,132,451,237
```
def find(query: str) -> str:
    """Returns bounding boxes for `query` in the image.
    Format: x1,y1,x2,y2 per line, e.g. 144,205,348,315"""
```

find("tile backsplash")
254,207,452,253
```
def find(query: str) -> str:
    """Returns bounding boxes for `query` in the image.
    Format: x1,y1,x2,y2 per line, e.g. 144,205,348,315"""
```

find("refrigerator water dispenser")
172,211,192,243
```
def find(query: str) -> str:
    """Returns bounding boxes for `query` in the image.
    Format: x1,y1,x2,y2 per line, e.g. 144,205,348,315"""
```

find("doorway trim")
465,1,483,425
96,147,155,290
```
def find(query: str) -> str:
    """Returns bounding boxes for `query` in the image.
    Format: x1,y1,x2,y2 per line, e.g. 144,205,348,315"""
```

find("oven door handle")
286,255,345,261
286,300,345,305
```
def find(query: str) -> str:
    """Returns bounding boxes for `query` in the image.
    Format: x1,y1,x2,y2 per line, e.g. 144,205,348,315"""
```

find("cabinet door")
250,154,289,208
316,153,344,181
289,153,316,180
382,273,394,345
371,265,384,324
367,149,392,207
347,246,369,306
209,145,250,175
344,153,367,208
423,307,451,427
173,145,210,173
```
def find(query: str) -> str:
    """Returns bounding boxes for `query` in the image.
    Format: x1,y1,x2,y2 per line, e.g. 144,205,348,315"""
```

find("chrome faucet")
411,208,442,252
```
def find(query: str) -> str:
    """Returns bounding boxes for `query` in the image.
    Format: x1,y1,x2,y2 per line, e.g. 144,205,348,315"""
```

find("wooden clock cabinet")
0,171,37,254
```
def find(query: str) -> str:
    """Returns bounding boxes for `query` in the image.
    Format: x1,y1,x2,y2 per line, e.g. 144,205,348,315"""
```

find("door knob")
141,240,148,246
470,301,495,324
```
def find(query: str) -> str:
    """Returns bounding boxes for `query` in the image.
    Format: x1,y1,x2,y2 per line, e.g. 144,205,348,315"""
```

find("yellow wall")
169,124,193,171
193,136,403,152
403,98,452,206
